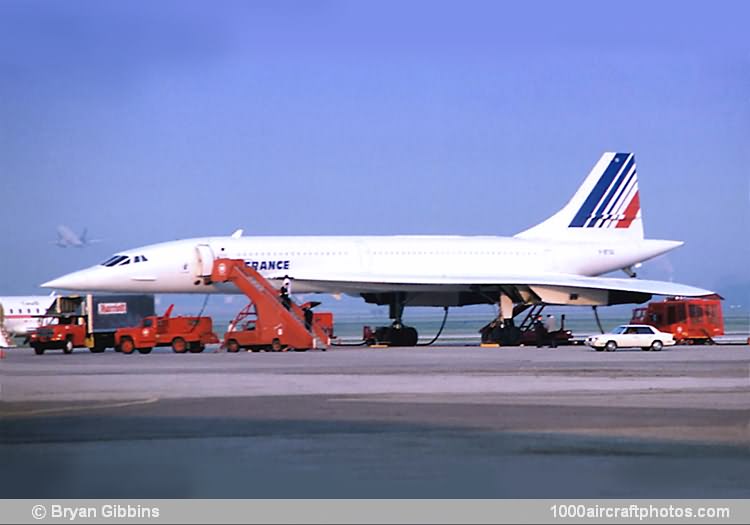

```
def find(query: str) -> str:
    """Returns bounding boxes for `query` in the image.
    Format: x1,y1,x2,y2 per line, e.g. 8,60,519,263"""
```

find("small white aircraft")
42,153,712,343
0,294,56,337
54,225,102,248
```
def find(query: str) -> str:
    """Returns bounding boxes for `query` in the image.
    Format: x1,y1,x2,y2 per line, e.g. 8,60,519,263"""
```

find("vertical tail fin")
515,152,643,240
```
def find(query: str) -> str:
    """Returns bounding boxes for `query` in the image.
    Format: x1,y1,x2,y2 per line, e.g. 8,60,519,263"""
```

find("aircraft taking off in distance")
53,225,102,248
43,153,712,342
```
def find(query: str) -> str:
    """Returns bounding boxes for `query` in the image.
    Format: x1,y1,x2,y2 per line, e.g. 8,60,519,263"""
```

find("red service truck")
114,304,219,354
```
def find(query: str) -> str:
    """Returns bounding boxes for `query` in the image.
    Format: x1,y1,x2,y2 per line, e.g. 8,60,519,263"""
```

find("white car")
585,324,676,352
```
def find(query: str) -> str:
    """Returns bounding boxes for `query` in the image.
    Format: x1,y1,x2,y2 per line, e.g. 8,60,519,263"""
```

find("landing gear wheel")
375,324,419,346
137,347,153,354
172,337,187,354
650,340,663,352
605,340,617,352
63,337,74,354
120,338,135,355
227,339,240,353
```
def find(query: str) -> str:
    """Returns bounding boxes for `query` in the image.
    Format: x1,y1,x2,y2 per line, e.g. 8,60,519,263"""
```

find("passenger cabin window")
636,327,654,334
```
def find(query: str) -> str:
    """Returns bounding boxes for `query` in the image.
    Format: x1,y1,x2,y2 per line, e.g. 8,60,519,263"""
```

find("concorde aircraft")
42,153,712,344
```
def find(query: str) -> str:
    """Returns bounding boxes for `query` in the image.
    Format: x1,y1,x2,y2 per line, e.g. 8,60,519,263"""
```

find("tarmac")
1,344,749,498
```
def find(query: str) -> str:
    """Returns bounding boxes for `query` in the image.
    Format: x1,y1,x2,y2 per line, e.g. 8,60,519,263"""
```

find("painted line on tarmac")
0,396,160,417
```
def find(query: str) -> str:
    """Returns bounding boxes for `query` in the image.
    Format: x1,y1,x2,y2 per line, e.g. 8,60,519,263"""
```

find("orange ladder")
211,258,330,349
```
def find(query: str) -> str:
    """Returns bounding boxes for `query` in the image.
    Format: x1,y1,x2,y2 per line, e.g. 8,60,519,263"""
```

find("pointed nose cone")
41,268,100,291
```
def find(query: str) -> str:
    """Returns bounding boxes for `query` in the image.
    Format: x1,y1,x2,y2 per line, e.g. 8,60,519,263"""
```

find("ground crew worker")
545,314,557,348
279,283,290,310
303,306,314,331
534,314,547,348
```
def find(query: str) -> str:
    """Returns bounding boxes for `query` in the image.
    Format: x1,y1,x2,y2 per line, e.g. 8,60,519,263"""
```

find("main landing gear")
368,293,419,347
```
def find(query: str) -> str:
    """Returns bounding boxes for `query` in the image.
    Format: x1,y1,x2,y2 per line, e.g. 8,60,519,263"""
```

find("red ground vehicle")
211,258,333,352
29,294,155,355
630,296,724,344
29,314,87,354
114,304,219,354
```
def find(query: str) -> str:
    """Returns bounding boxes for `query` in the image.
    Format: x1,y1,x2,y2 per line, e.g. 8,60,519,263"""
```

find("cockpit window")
101,254,148,267
101,255,128,267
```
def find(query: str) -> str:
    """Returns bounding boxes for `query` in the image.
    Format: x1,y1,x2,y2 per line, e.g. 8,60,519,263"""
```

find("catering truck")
29,294,155,354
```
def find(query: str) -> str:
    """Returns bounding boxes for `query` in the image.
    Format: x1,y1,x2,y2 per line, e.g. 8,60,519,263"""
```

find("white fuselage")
41,235,681,296
0,295,56,336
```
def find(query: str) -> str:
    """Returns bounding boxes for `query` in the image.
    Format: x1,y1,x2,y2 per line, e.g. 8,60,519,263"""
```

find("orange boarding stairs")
210,258,331,350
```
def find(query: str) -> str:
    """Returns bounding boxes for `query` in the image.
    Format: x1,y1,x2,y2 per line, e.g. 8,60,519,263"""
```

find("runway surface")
2,344,749,498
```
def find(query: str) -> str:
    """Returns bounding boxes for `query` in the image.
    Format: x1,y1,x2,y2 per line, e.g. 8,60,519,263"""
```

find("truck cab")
29,315,87,355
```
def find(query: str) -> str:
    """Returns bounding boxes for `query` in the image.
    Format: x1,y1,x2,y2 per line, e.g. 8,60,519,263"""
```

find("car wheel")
651,340,663,352
63,337,74,354
120,338,135,355
605,340,617,352
33,345,45,355
172,337,187,353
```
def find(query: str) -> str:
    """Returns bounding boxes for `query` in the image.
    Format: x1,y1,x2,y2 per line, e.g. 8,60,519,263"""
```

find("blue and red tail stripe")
569,153,640,229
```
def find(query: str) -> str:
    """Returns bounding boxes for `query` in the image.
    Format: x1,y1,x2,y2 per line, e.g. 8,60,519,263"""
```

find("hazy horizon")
1,1,748,312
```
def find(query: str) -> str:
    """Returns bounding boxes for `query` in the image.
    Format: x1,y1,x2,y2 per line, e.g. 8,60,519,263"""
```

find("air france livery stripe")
569,153,641,229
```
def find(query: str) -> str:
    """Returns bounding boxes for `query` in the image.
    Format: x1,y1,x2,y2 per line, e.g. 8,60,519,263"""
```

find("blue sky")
1,0,748,308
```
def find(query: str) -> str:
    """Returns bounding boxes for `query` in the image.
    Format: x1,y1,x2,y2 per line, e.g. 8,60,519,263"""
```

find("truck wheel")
189,343,204,353
650,340,663,352
63,337,74,354
271,338,282,352
33,345,45,355
172,337,187,353
137,347,153,354
120,338,135,355
227,339,240,353
605,340,617,352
